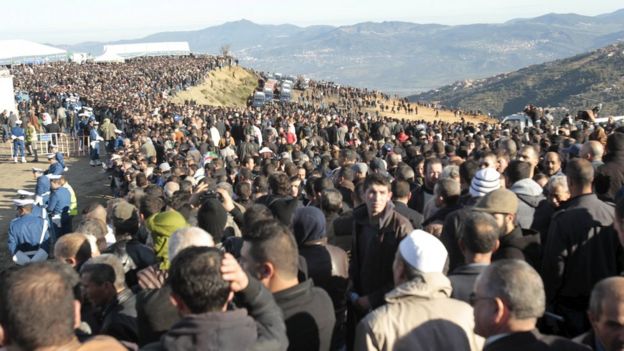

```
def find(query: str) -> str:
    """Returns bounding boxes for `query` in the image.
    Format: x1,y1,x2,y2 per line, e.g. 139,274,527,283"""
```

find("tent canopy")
0,40,67,64
102,42,190,58
94,52,125,63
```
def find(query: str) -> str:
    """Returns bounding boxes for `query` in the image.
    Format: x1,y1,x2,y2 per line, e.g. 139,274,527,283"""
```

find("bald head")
580,141,604,162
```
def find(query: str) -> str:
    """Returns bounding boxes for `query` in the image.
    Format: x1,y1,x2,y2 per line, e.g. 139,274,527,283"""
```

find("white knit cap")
399,230,448,273
470,168,501,198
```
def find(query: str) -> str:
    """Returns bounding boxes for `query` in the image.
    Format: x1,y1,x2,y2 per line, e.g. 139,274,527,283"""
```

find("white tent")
0,40,67,65
102,42,190,58
94,51,125,63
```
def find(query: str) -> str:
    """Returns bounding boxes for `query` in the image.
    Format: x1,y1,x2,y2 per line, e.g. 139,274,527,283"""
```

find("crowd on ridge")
1,54,624,351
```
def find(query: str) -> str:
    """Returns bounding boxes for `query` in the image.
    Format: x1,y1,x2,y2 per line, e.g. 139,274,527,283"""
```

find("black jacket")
541,194,621,307
448,264,488,304
393,201,423,229
274,279,336,351
97,288,139,344
492,226,541,270
595,132,624,202
142,278,288,351
408,184,433,215
350,202,413,308
136,285,179,346
484,330,590,351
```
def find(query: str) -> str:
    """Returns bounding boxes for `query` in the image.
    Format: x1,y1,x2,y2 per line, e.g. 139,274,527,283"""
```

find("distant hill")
408,42,624,117
58,10,624,93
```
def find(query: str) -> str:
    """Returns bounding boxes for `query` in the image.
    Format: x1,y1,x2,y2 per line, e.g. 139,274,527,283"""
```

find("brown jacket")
355,273,483,351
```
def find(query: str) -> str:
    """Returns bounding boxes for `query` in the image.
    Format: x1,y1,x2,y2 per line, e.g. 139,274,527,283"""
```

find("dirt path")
0,142,111,268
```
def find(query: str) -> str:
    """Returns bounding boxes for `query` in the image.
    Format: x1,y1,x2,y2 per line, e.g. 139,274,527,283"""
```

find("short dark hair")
505,160,532,184
243,204,274,233
364,172,391,191
459,159,479,185
392,180,411,198
168,246,230,314
338,167,355,182
243,220,299,279
320,188,343,214
566,158,594,187
0,262,76,350
140,195,165,218
462,211,500,254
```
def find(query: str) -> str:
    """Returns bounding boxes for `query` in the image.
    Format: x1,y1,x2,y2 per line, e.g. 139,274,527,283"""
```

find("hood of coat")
385,272,452,303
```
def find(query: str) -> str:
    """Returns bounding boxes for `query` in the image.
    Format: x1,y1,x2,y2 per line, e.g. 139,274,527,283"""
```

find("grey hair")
479,259,545,320
589,277,624,317
168,226,215,260
546,175,568,194
81,254,126,290
442,165,460,180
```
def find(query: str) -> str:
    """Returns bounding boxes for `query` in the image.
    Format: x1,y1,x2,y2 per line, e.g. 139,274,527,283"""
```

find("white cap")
17,190,35,197
399,230,448,273
32,167,44,173
114,129,123,134
46,153,56,159
48,174,62,180
259,147,273,154
15,120,22,125
13,199,35,207
159,162,171,172
111,154,122,161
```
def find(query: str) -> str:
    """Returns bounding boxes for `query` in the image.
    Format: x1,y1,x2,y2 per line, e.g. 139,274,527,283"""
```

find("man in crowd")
391,179,424,229
240,220,335,351
409,158,442,214
355,230,483,351
351,173,413,313
8,198,50,265
542,159,621,337
472,259,589,351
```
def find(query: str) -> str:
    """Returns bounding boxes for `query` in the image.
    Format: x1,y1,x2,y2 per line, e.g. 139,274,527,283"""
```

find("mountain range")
409,41,624,117
57,10,624,94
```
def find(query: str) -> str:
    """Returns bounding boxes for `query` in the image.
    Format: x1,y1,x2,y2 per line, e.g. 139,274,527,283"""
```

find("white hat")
46,153,56,159
470,168,501,198
114,129,123,134
48,174,62,180
399,230,448,273
159,162,171,172
15,120,22,125
17,190,35,197
32,167,44,173
259,147,273,154
110,154,122,161
13,199,35,207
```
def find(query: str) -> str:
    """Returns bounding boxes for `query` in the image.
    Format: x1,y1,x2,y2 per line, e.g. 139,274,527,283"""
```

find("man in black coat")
542,159,622,337
448,211,499,303
241,220,335,351
392,179,423,229
473,260,589,351
142,246,288,351
595,132,624,202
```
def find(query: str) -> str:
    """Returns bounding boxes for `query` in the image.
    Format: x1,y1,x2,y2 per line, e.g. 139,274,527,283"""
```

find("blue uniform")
90,128,102,161
46,162,64,175
11,126,25,158
35,175,51,205
8,213,49,255
48,186,72,236
55,152,65,169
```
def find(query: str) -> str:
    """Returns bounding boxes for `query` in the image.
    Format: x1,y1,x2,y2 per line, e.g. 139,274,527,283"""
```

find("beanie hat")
474,188,519,215
146,210,188,269
292,206,326,246
399,230,448,273
470,168,501,198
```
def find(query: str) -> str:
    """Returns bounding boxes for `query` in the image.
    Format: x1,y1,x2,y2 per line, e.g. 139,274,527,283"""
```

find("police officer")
8,198,49,265
10,119,26,163
32,168,51,206
45,153,64,175
48,175,72,237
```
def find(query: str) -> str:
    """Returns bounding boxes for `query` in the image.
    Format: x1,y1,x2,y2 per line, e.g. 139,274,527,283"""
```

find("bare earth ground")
0,143,111,268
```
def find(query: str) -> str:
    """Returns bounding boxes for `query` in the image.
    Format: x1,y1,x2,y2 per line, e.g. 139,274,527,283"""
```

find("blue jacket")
56,152,65,168
11,126,25,139
8,213,49,254
47,162,64,175
35,175,51,204
48,186,71,217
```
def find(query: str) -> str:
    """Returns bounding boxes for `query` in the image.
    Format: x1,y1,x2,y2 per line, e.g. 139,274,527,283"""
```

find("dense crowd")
2,54,624,351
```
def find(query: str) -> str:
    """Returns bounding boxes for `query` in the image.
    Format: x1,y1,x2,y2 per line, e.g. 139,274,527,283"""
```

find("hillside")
170,66,260,107
409,42,624,117
58,10,624,93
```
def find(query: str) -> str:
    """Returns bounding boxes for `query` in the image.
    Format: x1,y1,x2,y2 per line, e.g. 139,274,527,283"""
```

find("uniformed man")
8,198,49,265
32,168,51,206
60,175,78,220
10,119,26,163
49,144,67,171
48,175,72,237
45,153,64,175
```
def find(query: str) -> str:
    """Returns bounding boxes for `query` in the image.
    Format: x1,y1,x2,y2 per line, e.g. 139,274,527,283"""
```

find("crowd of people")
2,54,624,351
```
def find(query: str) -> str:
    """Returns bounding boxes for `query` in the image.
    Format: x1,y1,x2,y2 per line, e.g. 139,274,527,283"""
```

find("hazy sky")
2,0,623,44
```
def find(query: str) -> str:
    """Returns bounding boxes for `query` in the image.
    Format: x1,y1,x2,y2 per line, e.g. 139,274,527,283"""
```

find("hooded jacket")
354,273,483,351
510,178,553,236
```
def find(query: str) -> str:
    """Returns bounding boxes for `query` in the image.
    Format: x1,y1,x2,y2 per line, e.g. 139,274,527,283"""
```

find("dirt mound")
169,66,259,107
